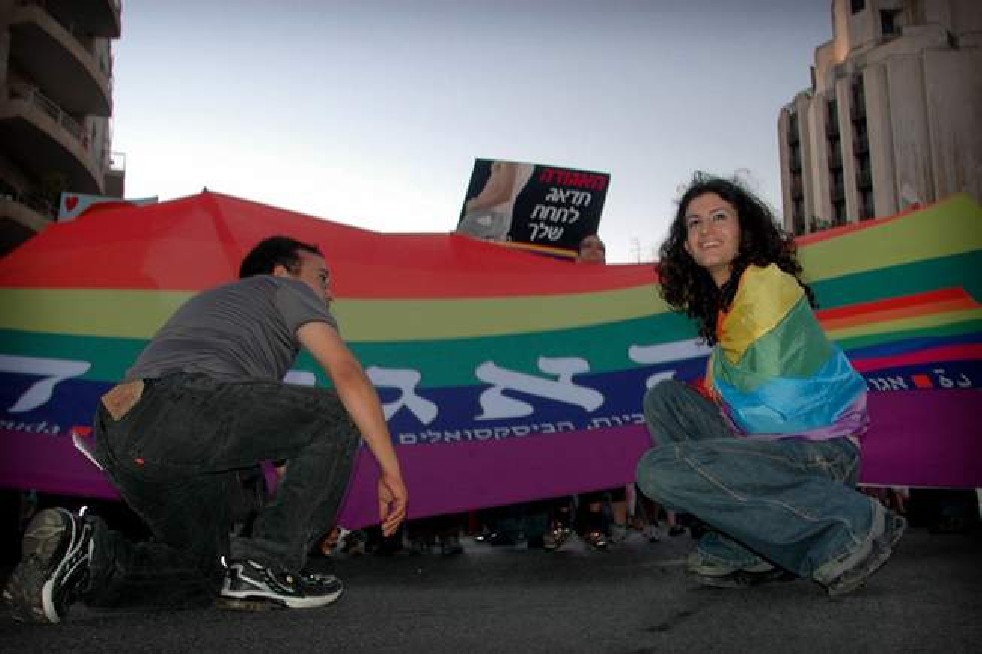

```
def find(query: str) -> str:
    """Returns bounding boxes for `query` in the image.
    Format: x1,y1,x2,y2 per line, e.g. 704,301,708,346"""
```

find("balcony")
9,4,112,116
24,0,121,38
0,83,104,194
0,188,55,227
0,177,55,253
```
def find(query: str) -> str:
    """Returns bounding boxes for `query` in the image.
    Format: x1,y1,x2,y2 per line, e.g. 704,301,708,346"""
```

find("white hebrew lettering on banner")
474,357,604,420
1,355,92,413
367,366,439,424
283,370,317,386
628,339,711,388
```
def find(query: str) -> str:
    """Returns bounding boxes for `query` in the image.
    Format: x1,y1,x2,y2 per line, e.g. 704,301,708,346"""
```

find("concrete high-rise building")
0,0,123,255
778,0,981,235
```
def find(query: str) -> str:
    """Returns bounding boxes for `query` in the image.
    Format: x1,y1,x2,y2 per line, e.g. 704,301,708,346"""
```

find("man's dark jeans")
88,373,360,605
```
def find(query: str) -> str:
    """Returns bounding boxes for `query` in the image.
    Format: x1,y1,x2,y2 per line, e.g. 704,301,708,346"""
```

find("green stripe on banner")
809,252,982,309
348,312,699,386
0,310,699,387
0,329,147,380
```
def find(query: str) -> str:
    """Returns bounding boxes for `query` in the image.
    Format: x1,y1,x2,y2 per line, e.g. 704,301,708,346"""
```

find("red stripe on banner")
0,192,658,297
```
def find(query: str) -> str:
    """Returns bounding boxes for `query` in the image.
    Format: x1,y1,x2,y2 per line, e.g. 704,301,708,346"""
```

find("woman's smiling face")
682,192,741,288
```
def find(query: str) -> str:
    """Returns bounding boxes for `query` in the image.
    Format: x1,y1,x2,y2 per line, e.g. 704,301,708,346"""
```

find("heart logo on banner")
65,196,79,211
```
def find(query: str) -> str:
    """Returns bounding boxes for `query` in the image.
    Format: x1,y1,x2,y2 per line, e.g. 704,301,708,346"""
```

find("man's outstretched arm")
297,321,407,536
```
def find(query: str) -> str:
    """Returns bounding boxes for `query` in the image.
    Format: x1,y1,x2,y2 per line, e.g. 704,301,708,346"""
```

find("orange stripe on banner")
820,296,977,331
817,288,976,321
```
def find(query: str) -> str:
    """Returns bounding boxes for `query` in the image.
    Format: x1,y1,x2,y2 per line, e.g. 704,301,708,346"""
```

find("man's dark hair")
238,236,322,278
656,172,816,345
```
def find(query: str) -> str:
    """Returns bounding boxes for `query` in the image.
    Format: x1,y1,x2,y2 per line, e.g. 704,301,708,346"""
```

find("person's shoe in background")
440,534,464,556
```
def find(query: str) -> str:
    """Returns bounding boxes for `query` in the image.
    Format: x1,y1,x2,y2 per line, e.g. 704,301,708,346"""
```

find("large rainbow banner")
1,192,979,528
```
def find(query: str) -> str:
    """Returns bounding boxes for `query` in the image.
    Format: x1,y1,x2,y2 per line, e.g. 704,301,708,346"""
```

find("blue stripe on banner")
844,331,982,359
4,356,977,451
2,357,710,448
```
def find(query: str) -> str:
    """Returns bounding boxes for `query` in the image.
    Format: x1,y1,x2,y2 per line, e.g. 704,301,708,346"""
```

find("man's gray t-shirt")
126,276,338,382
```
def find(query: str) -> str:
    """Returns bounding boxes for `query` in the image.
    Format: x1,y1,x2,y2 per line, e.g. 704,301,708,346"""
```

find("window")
859,190,875,221
851,0,865,14
881,10,900,36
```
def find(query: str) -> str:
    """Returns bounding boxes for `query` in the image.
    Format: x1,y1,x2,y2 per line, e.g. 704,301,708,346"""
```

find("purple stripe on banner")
334,390,981,528
0,429,117,500
3,389,979,530
860,389,981,488
334,426,652,529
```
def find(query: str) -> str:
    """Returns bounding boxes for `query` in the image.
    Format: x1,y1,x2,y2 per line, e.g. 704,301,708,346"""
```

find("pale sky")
111,0,832,263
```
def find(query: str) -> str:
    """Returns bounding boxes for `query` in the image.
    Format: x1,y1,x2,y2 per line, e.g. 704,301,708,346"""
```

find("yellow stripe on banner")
824,306,982,341
0,285,671,341
0,289,191,339
800,194,982,282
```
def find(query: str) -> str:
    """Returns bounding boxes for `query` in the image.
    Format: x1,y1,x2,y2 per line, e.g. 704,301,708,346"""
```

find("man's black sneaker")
220,559,343,609
2,507,94,624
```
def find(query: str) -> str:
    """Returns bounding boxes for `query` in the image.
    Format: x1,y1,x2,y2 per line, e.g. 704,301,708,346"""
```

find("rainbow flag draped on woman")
709,264,868,439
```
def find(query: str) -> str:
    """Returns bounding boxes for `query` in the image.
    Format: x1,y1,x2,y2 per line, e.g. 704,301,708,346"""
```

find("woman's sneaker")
220,559,343,609
2,507,94,624
816,502,907,597
687,552,791,588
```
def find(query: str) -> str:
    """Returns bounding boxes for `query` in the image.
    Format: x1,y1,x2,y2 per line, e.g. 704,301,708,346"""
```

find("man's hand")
378,471,408,537
298,321,409,537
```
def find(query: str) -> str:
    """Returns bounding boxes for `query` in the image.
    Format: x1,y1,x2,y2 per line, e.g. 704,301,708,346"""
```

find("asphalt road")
2,526,980,653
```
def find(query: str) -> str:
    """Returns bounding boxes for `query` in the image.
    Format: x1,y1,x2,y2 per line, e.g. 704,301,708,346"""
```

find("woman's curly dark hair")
656,172,816,344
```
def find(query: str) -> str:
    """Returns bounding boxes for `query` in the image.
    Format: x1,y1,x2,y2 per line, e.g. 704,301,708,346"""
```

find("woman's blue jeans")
635,380,874,578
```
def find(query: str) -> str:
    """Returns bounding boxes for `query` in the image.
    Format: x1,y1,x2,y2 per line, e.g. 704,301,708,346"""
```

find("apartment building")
778,0,981,235
0,0,123,255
